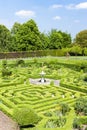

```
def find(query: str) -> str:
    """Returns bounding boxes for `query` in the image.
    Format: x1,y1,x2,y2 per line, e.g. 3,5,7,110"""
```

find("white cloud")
66,2,87,10
51,4,63,9
53,16,61,20
74,20,80,23
66,4,75,9
76,2,87,9
15,10,35,18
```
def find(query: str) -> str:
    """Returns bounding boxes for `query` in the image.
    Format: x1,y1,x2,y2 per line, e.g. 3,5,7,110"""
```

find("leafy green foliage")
11,22,21,35
0,25,11,52
13,106,41,126
73,118,81,129
60,103,70,115
0,19,87,53
1,60,12,77
69,45,82,56
10,22,21,51
75,30,87,47
2,68,12,77
16,59,25,67
14,19,42,51
44,112,52,117
40,33,50,49
48,29,71,49
0,19,72,52
45,117,66,128
83,75,87,82
74,98,87,115
2,59,7,68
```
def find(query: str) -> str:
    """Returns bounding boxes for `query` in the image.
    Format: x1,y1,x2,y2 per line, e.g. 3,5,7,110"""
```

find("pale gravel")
0,111,20,130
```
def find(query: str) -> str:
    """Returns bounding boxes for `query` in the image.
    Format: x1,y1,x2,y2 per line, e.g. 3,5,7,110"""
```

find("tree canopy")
13,19,42,51
0,25,11,51
1,19,87,52
75,30,87,47
48,29,71,49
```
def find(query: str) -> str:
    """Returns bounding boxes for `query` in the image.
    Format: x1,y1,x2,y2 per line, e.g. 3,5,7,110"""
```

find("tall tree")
48,29,63,49
48,29,71,49
40,32,50,49
11,22,21,51
75,30,87,47
0,25,11,52
11,22,21,35
60,31,71,48
15,19,42,51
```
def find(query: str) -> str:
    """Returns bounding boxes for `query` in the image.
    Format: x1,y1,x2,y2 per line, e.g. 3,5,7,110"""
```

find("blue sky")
0,0,87,38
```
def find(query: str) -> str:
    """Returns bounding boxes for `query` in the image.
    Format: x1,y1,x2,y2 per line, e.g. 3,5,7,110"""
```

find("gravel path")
0,111,20,130
29,78,60,86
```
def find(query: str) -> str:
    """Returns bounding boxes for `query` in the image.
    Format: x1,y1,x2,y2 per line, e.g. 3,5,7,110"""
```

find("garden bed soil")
0,111,20,130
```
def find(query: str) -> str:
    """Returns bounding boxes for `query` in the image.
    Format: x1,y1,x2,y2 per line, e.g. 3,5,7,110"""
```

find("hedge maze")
0,57,87,130
0,83,80,114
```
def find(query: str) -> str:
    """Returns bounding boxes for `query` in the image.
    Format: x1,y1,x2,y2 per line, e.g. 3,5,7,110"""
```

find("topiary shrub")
2,68,12,77
16,59,25,67
13,106,41,127
84,75,87,82
1,59,12,77
2,59,7,68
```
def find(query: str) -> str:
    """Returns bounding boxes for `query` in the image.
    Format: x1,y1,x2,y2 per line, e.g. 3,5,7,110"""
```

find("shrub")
2,68,12,77
1,60,12,77
44,111,52,117
2,59,7,68
16,59,25,67
84,75,87,82
60,103,70,115
69,45,82,56
84,48,87,56
33,58,38,63
13,106,41,127
45,117,66,128
73,118,81,129
74,98,87,115
79,117,87,125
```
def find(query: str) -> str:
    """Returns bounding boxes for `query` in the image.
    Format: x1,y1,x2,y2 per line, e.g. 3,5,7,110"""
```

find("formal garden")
0,56,87,130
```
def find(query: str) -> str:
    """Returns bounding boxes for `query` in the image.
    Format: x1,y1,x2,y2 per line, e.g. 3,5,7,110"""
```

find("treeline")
0,19,71,52
0,19,87,54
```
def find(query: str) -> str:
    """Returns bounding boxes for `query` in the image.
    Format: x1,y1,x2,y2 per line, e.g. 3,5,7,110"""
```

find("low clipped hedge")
0,49,70,59
0,47,87,59
60,82,87,93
